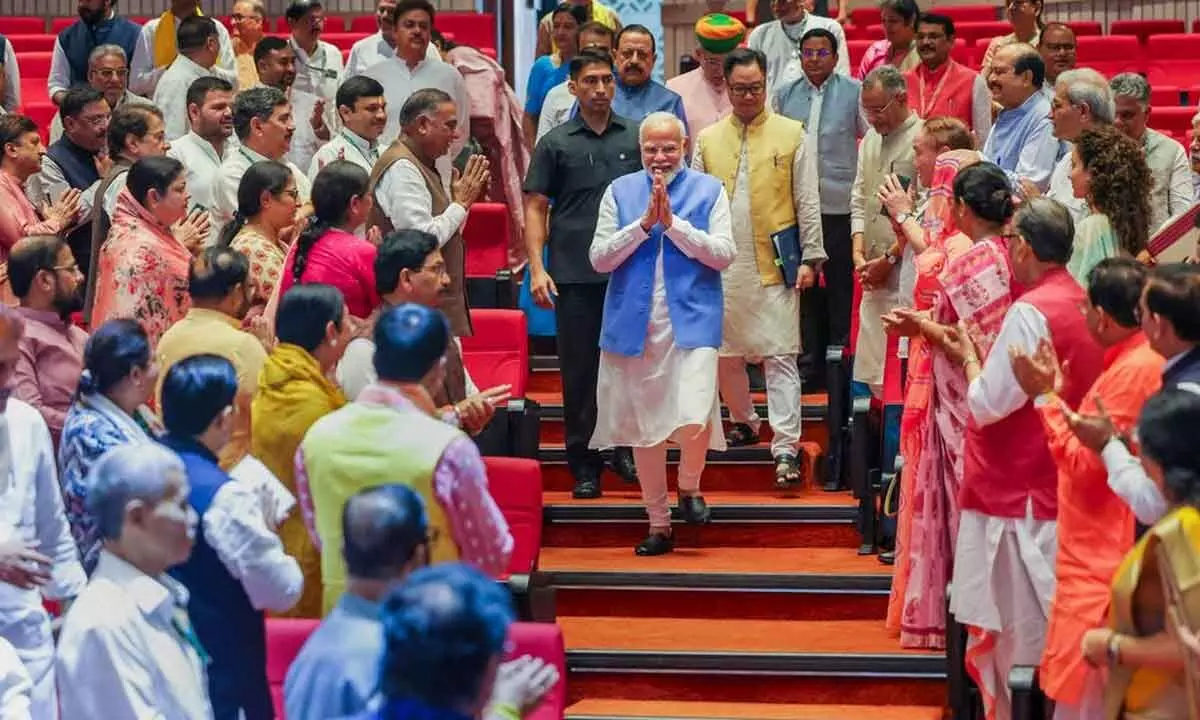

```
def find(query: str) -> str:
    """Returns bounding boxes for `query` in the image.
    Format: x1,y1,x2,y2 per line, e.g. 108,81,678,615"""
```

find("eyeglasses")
729,83,765,97
800,48,832,59
92,68,128,80
1043,42,1076,53
419,261,447,275
280,188,300,200
862,96,897,115
230,13,262,23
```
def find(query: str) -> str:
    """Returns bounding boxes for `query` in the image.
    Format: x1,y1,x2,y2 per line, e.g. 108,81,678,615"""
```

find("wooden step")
540,462,836,493
536,440,826,467
567,674,946,709
543,520,862,549
529,390,830,422
538,418,832,451
565,699,946,720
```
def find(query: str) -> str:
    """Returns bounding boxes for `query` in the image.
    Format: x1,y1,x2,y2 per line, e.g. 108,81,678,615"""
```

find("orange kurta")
1037,332,1164,705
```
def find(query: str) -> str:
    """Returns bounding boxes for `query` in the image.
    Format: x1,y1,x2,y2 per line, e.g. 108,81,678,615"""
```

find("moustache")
625,64,644,72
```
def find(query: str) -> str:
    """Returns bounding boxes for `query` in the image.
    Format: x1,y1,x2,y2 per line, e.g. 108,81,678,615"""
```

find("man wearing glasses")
1038,22,1077,102
286,0,343,108
48,0,141,105
49,45,154,145
981,43,1059,192
695,48,825,488
747,0,848,98
776,27,864,393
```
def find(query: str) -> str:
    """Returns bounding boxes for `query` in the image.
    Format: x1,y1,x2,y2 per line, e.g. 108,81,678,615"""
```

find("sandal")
725,422,760,447
774,453,804,489
635,531,675,556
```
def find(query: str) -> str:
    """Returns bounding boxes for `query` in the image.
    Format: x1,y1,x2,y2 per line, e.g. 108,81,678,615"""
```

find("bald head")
342,484,430,581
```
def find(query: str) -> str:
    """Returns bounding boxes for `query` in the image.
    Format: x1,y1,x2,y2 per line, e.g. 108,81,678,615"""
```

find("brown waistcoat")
367,138,472,337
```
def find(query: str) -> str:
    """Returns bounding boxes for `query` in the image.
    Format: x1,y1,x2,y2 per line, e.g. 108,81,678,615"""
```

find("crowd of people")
0,0,1199,717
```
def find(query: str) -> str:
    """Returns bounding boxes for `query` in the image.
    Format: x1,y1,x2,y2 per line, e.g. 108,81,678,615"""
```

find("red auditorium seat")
1149,106,1196,137
507,622,567,720
1111,19,1186,45
462,309,529,399
0,18,45,34
1066,21,1103,37
18,53,53,104
437,12,496,50
462,202,514,308
50,17,76,34
8,35,56,53
849,8,878,28
937,4,998,23
482,457,543,577
349,15,378,34
22,102,56,143
855,24,886,41
1146,34,1200,90
1151,85,1185,107
321,32,368,51
847,40,872,71
265,618,319,719
950,38,971,67
1074,35,1144,77
952,21,1011,47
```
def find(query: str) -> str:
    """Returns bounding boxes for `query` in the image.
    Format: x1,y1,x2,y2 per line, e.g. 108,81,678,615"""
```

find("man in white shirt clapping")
154,16,229,142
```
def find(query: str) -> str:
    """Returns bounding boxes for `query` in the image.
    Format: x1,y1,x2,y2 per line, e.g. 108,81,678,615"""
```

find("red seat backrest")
506,622,566,720
1066,21,1102,37
50,17,76,34
950,38,971,68
856,25,886,41
462,202,510,278
436,12,496,51
849,8,878,28
1150,85,1185,107
461,309,529,398
265,618,321,719
953,21,1011,47
1146,34,1200,61
321,32,368,51
9,35,56,53
482,457,543,576
846,40,873,71
1149,106,1196,136
939,5,998,23
1110,19,1186,44
1074,36,1144,77
0,18,45,34
349,15,378,34
18,52,53,79
21,102,56,144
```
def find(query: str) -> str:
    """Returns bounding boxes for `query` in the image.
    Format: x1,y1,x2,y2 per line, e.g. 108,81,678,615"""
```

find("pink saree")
887,151,1015,649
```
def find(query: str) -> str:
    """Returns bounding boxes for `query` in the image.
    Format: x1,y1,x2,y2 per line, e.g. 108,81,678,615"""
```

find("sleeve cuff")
1100,436,1131,469
850,219,865,235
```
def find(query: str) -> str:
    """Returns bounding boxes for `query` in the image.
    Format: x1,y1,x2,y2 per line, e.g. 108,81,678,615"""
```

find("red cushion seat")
265,618,320,719
8,35,56,53
1111,19,1186,45
462,202,510,280
1149,106,1196,138
0,18,46,34
1074,35,1144,77
482,457,542,577
462,309,529,398
507,622,566,720
1147,34,1200,89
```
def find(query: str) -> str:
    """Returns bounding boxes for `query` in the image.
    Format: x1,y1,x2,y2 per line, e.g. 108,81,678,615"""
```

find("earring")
331,339,338,348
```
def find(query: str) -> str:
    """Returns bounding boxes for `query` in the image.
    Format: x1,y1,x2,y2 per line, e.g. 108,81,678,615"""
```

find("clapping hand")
451,155,490,209
490,656,561,716
876,173,914,219
171,209,211,255
0,540,52,590
1064,396,1121,453
42,188,82,227
881,306,926,338
1009,337,1062,397
311,99,330,142
940,321,977,367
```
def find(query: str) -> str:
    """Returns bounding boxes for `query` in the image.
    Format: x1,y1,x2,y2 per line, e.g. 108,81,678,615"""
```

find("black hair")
576,20,614,44
800,27,839,54
285,0,322,22
373,303,449,382
1012,197,1076,265
253,35,291,67
1038,21,1076,47
1146,263,1200,343
275,284,345,352
127,155,184,207
1086,257,1148,329
569,49,612,80
398,88,453,128
8,235,66,299
188,246,249,302
160,354,239,438
952,162,1015,225
615,24,655,54
336,75,386,113
60,86,106,120
1012,47,1047,87
0,114,38,149
390,0,434,24
430,27,456,52
217,160,293,247
918,13,956,37
375,229,437,296
723,47,767,79
107,104,164,159
1138,388,1200,508
293,161,369,282
186,76,234,113
77,319,151,398
232,85,288,142
342,484,428,579
549,2,588,27
177,15,219,54
879,0,920,24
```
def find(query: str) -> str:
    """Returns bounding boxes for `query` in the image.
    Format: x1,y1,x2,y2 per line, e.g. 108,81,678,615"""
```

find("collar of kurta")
93,550,187,622
728,108,770,131
1103,330,1150,369
13,306,70,331
184,307,242,330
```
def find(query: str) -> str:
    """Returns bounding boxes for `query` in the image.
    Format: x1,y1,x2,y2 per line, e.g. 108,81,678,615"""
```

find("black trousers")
555,282,607,476
800,213,854,384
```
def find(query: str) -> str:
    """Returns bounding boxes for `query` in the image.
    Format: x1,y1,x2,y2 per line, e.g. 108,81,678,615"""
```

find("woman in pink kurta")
855,0,921,80
90,157,193,348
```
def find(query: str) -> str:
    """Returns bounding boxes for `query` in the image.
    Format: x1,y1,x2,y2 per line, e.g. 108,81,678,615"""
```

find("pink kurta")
666,68,732,139
0,171,69,305
89,189,192,348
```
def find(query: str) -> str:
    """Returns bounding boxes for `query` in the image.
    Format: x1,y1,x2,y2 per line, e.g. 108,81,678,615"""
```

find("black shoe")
572,476,602,499
678,494,711,524
635,531,675,556
725,422,760,447
611,447,638,484
878,550,896,566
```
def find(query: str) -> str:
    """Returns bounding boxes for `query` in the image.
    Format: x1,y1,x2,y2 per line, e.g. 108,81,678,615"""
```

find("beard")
52,287,84,317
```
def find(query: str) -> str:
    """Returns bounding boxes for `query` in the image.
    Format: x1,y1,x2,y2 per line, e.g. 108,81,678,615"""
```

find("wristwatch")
885,251,899,265
894,211,912,225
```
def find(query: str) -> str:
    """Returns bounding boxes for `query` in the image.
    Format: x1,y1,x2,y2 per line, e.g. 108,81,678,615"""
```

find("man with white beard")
590,111,736,556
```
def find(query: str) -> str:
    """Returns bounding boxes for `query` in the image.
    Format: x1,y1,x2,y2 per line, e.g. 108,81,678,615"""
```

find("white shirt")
212,144,312,239
167,131,229,216
747,14,851,97
344,32,441,79
0,399,85,681
1101,437,1167,525
0,635,30,720
1,40,20,112
1143,128,1194,234
154,55,223,141
285,85,340,176
338,336,477,402
307,128,380,181
289,37,343,103
56,551,212,720
129,15,237,97
1046,147,1088,224
535,80,574,145
966,301,1050,426
203,476,303,612
376,158,468,248
363,55,469,185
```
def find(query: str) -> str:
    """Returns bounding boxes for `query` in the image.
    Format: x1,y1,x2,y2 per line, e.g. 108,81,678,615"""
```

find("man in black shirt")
524,50,642,499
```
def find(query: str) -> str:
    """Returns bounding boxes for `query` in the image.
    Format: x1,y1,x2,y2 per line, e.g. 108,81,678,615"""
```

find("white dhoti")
950,501,1058,720
853,285,902,392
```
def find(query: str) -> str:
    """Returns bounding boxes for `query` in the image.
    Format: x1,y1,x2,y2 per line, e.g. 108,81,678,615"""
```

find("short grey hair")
399,88,453,128
638,111,686,143
88,44,127,67
863,65,908,97
1055,67,1114,124
1110,72,1152,109
88,444,188,541
232,85,288,141
234,0,266,18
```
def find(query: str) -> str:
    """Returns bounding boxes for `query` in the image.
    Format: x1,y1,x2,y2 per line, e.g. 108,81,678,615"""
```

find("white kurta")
285,85,340,174
588,181,736,452
747,16,851,98
154,55,223,142
129,15,238,97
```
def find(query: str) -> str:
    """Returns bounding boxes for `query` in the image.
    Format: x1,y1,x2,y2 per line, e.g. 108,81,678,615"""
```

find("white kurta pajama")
589,180,736,530
693,137,825,458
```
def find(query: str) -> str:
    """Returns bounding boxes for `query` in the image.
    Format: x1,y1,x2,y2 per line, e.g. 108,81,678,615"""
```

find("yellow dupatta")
153,8,204,69
250,342,347,618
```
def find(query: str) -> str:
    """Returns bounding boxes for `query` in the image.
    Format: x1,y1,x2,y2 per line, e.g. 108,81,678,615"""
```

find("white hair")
638,111,687,143
1055,67,1115,124
88,444,187,541
88,44,127,67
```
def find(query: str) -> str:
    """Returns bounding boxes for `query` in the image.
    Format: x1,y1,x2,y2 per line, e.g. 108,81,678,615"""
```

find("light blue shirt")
982,90,1061,192
570,78,689,127
283,593,383,720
